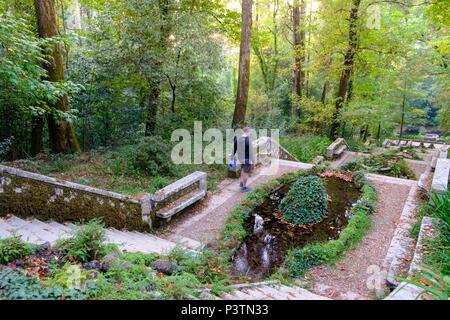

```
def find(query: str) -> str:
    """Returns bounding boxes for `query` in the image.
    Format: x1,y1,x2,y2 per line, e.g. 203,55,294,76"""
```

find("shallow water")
231,176,361,279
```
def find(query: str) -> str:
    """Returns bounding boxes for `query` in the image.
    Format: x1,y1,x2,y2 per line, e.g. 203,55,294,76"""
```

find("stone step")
227,290,255,300
3,216,55,243
107,229,177,254
241,288,273,300
168,234,204,250
0,218,43,244
256,286,290,300
0,215,181,255
47,221,72,233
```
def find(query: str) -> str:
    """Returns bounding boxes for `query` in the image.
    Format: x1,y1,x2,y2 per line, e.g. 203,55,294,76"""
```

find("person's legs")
240,170,249,187
240,164,252,192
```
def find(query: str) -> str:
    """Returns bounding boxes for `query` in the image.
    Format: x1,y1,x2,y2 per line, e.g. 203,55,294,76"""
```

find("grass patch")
280,135,331,162
4,146,227,195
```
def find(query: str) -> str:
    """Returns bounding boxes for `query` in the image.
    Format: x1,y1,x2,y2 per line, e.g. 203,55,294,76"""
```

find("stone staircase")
199,282,330,300
0,215,191,254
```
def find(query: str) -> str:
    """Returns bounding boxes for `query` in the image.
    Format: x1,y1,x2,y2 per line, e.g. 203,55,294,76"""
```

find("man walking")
232,127,255,193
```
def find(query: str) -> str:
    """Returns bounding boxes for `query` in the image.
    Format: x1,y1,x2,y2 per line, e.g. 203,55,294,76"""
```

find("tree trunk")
232,0,253,128
305,0,313,97
320,80,329,104
292,0,306,102
145,85,160,136
30,116,44,156
35,0,80,153
329,0,361,140
399,80,407,140
145,0,171,136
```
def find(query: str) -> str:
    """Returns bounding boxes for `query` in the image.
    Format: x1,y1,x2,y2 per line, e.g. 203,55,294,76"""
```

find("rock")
83,260,101,271
36,242,52,254
151,259,176,275
100,252,120,272
139,282,156,292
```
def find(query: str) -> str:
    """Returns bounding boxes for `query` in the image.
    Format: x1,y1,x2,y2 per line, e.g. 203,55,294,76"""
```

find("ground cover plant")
342,151,416,179
279,175,328,225
0,220,236,300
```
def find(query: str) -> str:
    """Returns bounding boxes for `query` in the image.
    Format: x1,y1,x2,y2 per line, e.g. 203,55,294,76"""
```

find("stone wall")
0,165,153,231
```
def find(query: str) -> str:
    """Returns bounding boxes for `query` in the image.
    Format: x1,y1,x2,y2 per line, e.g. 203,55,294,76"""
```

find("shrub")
0,236,34,264
286,175,376,275
130,136,174,176
56,219,107,263
279,175,328,225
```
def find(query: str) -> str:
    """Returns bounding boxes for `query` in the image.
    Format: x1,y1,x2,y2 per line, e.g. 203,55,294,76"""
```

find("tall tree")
292,0,306,103
34,0,80,153
329,0,361,140
232,0,253,128
145,0,171,136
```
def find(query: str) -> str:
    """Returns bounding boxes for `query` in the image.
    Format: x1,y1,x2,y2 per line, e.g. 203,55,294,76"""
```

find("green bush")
279,175,328,225
56,219,107,263
130,136,175,176
286,178,376,276
0,236,34,264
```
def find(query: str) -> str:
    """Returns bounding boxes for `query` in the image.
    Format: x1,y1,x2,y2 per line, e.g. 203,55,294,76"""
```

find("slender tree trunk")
399,80,407,140
292,0,306,102
329,0,361,140
232,0,253,128
30,116,44,156
305,0,313,97
35,0,80,153
145,0,170,136
320,80,329,104
363,123,369,141
376,122,381,140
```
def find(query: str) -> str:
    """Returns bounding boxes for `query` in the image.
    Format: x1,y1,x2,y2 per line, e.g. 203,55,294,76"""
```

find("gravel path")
158,163,305,245
305,179,413,300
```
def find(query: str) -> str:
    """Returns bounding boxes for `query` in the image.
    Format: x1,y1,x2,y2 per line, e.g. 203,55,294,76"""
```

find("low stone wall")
385,217,441,300
0,165,153,231
431,158,449,194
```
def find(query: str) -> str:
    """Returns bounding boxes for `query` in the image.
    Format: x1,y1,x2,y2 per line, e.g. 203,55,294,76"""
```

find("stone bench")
326,138,348,159
152,171,207,220
431,158,450,194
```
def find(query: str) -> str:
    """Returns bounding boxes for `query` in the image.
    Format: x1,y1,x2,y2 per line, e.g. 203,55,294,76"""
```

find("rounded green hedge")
279,175,328,225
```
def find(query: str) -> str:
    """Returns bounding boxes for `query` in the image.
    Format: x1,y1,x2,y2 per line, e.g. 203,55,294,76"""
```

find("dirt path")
305,178,413,300
158,161,312,245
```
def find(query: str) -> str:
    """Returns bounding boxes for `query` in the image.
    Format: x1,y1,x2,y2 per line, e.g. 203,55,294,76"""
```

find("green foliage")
56,219,107,263
0,14,82,158
0,267,93,300
279,176,328,225
426,191,450,227
286,178,376,276
405,267,450,300
280,135,331,162
0,236,34,264
342,152,416,179
129,136,175,176
220,168,318,250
